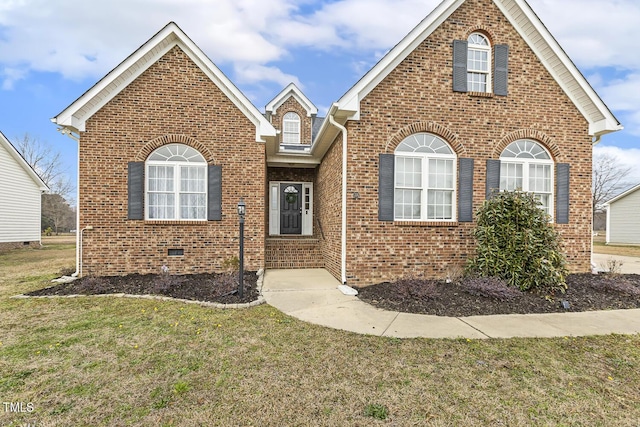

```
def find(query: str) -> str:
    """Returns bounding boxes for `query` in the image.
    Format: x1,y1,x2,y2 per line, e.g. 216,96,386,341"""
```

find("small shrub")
395,276,439,301
364,403,389,420
467,190,568,294
222,256,240,272
445,265,465,284
601,258,624,275
463,277,522,301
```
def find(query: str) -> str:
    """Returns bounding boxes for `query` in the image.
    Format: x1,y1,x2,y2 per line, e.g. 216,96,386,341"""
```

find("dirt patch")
356,274,640,317
26,271,259,305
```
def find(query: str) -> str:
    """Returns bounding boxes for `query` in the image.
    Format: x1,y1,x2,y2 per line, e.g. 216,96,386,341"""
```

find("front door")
280,183,302,234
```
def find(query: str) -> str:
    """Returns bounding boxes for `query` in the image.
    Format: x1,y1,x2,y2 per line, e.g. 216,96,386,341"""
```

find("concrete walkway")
262,268,640,339
592,253,640,274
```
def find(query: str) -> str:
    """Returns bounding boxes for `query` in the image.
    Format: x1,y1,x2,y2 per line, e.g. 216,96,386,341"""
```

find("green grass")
1,244,640,425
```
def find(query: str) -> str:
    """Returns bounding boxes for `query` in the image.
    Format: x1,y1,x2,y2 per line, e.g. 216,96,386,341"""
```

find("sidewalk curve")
262,269,640,339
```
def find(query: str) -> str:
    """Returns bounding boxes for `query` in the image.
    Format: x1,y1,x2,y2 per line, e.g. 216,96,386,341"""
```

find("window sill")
144,220,210,226
468,91,494,98
394,221,459,227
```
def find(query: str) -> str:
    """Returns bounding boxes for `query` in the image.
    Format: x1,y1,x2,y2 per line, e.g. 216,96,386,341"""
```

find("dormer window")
467,33,491,93
282,112,301,144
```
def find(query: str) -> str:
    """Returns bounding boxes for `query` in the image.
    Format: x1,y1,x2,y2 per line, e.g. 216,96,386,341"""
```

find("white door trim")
269,181,313,236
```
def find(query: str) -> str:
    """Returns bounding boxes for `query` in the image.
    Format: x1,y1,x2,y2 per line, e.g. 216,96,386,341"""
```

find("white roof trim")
0,131,49,192
336,0,621,137
265,83,318,117
604,183,640,206
52,22,275,143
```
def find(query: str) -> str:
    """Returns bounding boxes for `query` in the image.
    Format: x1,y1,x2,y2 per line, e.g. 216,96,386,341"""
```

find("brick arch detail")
464,26,497,45
493,129,560,160
135,135,215,163
385,121,467,156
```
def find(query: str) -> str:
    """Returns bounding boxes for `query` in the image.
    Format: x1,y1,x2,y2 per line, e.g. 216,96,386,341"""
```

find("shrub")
463,277,522,301
467,191,568,293
395,276,439,300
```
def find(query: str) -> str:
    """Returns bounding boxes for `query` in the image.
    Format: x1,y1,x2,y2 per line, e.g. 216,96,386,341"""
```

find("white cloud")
1,66,28,89
528,0,640,70
233,64,301,88
594,145,640,185
0,0,294,85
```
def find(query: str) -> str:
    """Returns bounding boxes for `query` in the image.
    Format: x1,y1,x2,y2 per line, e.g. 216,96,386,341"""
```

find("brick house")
53,0,621,286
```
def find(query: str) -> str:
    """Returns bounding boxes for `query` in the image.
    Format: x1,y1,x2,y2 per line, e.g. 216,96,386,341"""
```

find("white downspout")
56,126,82,276
328,113,357,295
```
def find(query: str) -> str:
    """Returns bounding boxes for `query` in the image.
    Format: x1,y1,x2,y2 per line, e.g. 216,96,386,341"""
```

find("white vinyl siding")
607,188,640,245
0,142,43,243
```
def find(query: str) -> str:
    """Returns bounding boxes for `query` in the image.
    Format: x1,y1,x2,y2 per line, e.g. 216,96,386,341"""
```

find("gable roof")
52,22,276,143
335,0,621,138
265,83,318,117
0,131,49,192
604,183,640,206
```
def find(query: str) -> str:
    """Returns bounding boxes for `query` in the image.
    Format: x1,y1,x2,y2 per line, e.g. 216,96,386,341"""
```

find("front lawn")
1,244,639,426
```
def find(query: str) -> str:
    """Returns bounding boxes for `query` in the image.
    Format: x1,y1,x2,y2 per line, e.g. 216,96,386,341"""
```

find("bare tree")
42,194,76,234
592,152,632,217
13,133,75,203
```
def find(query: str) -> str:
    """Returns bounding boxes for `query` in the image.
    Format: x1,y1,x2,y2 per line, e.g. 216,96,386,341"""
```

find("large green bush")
467,191,568,293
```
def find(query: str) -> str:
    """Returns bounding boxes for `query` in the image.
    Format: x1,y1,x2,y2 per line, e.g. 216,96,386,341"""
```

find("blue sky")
1,0,639,203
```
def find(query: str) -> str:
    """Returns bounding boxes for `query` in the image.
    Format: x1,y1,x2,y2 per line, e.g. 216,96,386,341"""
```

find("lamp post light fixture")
237,198,246,298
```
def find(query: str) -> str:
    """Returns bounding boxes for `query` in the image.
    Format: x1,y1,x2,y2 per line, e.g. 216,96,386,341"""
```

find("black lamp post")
237,198,246,298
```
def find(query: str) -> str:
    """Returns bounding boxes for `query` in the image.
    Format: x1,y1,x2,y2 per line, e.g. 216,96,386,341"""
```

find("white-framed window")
499,139,554,217
394,133,457,221
146,144,207,220
282,112,301,144
467,32,491,93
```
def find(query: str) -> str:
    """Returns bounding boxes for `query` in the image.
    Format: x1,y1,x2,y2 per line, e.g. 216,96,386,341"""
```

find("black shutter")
494,44,509,96
556,163,570,224
486,159,501,198
453,40,468,93
208,165,222,221
128,162,144,220
458,158,474,222
379,154,395,221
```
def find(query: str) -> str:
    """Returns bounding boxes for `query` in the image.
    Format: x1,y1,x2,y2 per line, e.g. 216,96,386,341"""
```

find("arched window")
499,139,554,216
146,144,207,220
282,112,301,144
394,133,457,221
467,32,491,93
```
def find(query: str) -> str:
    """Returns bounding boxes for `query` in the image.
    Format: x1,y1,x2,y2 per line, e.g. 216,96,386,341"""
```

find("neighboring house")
605,184,640,245
52,0,621,286
0,131,49,251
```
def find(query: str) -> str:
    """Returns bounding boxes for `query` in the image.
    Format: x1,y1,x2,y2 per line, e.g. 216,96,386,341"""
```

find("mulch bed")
356,273,640,317
26,271,259,305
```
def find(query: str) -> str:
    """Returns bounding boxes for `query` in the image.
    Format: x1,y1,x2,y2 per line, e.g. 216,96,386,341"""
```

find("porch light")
237,198,246,218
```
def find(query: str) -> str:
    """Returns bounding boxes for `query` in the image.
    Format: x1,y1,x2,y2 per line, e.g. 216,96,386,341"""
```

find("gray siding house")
605,183,640,245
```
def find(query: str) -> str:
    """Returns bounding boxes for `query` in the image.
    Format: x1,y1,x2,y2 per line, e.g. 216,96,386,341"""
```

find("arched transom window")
282,112,301,144
394,133,457,221
467,32,491,93
146,144,207,220
500,139,554,216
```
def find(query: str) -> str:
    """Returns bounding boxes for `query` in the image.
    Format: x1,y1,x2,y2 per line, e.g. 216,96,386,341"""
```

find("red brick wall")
270,97,313,145
316,134,343,282
0,241,40,252
344,0,592,286
78,46,266,277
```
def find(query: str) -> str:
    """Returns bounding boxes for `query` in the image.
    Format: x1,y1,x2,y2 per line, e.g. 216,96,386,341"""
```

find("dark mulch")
26,271,259,305
356,273,640,317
